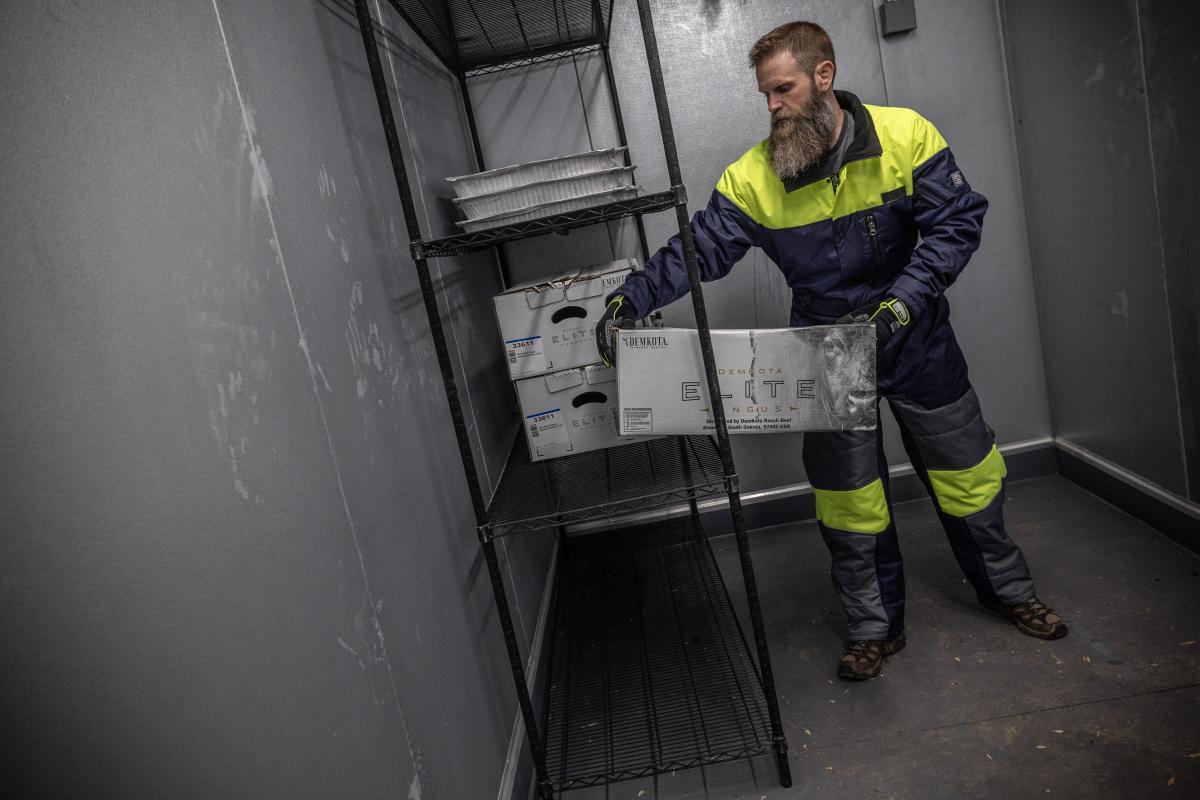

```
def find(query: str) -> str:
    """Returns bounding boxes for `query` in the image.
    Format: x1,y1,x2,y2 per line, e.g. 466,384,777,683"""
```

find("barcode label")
504,335,545,376
526,407,570,454
622,408,653,434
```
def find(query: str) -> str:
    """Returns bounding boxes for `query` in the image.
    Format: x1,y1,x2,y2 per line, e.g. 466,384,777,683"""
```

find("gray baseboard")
1054,439,1200,554
568,437,1058,537
700,437,1057,536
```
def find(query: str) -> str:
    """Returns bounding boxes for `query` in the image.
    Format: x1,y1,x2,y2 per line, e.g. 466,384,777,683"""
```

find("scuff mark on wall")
199,321,268,506
346,280,412,411
315,363,334,393
317,166,352,267
230,445,251,501
336,589,402,707
1108,288,1131,327
211,12,422,787
248,133,274,208
318,163,337,199
337,637,367,672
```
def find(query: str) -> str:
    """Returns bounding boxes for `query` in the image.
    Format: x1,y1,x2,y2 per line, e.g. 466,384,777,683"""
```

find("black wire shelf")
484,435,726,538
356,1,792,796
464,43,604,77
544,517,773,791
420,191,675,258
384,0,613,74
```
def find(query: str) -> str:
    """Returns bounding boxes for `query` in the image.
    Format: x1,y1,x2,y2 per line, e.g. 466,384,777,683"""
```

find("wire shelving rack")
354,1,792,795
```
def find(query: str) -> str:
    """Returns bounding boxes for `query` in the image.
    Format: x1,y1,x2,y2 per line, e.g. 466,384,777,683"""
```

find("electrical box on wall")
881,0,917,37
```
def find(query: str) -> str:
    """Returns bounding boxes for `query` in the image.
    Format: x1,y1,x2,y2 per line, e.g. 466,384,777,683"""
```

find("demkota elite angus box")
617,326,877,435
516,364,660,461
493,259,637,380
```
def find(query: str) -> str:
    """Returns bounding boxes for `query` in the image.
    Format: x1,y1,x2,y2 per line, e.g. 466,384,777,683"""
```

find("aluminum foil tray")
455,166,636,220
455,186,641,233
445,148,628,199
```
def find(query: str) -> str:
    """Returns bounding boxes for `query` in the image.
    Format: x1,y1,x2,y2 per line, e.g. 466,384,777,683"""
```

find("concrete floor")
569,475,1200,799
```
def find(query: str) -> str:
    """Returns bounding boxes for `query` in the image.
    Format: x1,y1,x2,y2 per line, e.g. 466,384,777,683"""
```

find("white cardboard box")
516,364,659,461
493,259,636,380
617,326,877,435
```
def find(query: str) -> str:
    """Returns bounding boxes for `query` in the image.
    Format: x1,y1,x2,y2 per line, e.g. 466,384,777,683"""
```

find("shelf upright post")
630,0,792,787
353,3,552,798
593,0,650,264
440,0,514,287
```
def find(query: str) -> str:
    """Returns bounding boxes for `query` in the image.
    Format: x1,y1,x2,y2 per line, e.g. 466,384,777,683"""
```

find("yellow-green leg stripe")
814,478,891,534
927,444,1008,517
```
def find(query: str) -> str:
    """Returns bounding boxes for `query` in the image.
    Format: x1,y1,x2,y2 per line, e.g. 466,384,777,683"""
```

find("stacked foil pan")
446,148,639,232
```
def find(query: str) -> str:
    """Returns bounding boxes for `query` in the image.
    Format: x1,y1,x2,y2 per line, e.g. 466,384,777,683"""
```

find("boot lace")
846,641,872,657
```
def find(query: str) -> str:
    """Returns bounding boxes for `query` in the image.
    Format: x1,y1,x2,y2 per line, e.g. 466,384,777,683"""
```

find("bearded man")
597,21,1066,680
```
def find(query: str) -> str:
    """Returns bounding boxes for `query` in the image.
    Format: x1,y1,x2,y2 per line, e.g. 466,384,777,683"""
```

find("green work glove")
595,295,637,368
837,297,913,346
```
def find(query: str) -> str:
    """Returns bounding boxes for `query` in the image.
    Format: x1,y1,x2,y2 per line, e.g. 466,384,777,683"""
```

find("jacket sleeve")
888,115,989,320
609,188,760,318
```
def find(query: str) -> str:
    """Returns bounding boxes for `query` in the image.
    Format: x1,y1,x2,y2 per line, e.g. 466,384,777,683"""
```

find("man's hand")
596,295,637,368
837,297,913,346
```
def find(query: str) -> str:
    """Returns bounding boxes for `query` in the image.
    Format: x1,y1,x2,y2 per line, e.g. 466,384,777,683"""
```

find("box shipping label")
617,326,877,435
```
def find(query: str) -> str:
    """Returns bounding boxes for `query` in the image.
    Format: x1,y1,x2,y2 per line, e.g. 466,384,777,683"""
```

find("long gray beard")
768,93,838,179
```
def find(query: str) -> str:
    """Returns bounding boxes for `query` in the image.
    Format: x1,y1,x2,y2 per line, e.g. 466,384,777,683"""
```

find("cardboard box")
616,326,877,435
494,259,637,380
516,364,660,461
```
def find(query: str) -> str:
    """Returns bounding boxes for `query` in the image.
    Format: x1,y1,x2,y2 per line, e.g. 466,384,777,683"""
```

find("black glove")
836,297,913,346
595,295,637,368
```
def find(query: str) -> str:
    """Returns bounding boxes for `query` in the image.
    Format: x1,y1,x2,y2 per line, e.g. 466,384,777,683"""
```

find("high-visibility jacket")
614,90,988,407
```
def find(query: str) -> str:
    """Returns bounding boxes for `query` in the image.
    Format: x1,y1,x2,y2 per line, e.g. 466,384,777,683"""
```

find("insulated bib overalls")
613,91,1037,640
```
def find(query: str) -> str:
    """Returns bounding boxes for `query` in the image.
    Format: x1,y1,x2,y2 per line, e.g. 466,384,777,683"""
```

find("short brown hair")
749,21,836,77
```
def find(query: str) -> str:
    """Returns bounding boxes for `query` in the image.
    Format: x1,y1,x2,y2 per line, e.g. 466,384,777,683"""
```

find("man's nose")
767,95,782,114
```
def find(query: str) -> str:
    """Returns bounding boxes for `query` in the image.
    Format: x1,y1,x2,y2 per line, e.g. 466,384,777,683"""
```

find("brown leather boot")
981,596,1068,640
837,633,906,681
1009,598,1068,639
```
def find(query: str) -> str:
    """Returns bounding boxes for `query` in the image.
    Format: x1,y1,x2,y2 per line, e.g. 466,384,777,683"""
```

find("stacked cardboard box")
492,259,661,462
616,326,878,435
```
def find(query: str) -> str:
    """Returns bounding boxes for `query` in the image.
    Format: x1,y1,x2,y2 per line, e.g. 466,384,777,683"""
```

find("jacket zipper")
829,174,839,191
866,214,883,284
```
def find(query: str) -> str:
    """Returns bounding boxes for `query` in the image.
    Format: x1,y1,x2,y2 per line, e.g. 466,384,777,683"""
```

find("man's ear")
813,59,836,92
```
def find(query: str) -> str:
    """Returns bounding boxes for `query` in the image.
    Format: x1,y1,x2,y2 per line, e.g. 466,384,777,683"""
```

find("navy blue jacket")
613,91,988,405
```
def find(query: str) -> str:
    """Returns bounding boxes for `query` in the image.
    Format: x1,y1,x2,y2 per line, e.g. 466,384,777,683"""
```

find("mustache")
772,106,818,122
771,109,799,126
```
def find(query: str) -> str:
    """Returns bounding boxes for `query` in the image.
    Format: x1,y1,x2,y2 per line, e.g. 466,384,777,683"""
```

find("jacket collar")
781,90,882,192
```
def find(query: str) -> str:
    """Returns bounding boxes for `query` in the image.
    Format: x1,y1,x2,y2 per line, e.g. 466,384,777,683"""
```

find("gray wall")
469,0,1052,494
1141,0,1200,499
1002,0,1195,498
1,1,552,798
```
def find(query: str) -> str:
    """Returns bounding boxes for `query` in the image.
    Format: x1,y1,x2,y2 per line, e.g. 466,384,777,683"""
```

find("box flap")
544,369,585,393
584,364,616,385
523,284,566,309
564,259,637,301
500,258,638,295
